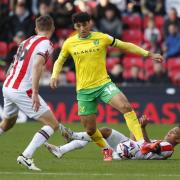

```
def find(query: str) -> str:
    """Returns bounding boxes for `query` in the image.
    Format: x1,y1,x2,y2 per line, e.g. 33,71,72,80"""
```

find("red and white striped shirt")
133,140,174,160
4,35,53,91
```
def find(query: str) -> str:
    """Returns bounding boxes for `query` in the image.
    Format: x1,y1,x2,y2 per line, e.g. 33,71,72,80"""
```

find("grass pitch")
0,122,180,180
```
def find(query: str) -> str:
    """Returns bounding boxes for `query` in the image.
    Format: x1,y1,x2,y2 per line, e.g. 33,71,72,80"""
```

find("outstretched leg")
45,140,88,158
109,92,143,141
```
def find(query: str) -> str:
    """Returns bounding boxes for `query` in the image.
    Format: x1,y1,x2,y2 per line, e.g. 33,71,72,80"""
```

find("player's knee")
39,112,59,130
100,127,112,139
86,127,96,136
120,102,132,114
46,120,59,131
51,121,59,131
0,116,17,131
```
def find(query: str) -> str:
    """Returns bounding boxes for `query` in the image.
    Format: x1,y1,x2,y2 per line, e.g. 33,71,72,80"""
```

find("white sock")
0,127,4,135
59,140,88,155
106,129,129,150
22,125,54,158
72,132,91,141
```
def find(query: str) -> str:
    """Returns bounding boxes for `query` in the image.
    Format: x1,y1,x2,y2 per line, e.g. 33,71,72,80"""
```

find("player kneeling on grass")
45,116,180,160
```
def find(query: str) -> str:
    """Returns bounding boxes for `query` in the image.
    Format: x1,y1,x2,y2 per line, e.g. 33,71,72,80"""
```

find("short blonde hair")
36,15,54,31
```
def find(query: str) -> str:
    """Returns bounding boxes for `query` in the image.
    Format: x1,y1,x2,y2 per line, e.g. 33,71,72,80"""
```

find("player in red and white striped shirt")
45,116,179,160
0,15,59,171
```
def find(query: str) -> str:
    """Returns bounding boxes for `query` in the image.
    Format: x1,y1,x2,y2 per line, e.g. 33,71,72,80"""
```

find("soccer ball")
116,140,138,159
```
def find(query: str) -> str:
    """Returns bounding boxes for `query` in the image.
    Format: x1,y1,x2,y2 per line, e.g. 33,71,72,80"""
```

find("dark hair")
16,3,26,7
72,12,91,24
36,15,54,31
170,7,177,14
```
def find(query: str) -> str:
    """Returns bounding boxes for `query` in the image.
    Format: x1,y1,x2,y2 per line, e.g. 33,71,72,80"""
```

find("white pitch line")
0,172,180,177
0,172,113,176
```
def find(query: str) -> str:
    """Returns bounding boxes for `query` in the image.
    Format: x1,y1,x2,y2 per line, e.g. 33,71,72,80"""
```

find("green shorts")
77,82,121,115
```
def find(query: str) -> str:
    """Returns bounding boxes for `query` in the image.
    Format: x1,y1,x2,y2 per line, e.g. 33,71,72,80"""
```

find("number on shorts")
104,84,117,95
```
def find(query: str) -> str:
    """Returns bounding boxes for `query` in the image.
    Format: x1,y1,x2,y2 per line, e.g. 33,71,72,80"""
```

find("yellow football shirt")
52,31,149,91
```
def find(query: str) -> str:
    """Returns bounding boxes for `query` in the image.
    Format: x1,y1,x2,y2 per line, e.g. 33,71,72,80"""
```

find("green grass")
0,122,180,180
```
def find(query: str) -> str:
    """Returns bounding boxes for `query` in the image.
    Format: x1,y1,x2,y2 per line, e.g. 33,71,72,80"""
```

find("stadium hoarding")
0,85,180,124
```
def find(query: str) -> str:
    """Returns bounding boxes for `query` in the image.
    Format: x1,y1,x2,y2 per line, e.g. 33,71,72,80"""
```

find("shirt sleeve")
36,40,54,63
103,33,115,46
112,38,149,57
51,40,69,79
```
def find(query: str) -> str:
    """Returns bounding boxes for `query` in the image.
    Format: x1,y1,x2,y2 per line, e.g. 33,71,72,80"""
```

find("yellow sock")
90,129,109,148
124,110,143,141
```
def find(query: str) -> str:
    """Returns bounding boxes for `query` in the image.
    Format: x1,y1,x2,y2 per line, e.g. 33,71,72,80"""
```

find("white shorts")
2,87,50,120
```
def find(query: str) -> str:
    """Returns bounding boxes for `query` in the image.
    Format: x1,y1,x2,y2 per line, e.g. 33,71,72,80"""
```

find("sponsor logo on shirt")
73,48,100,55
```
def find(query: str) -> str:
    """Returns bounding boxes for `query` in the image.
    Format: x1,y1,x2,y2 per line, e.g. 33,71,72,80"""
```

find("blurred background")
0,0,180,124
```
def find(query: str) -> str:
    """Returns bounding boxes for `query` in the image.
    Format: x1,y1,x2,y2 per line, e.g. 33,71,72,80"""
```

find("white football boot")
17,154,41,171
44,142,63,158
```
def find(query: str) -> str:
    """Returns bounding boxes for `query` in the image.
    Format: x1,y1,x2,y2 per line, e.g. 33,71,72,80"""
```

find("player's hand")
50,78,58,89
148,52,164,62
32,92,40,112
140,141,161,155
139,115,149,128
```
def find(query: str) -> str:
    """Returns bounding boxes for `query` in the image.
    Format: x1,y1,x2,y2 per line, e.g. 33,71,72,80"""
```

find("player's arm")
32,55,45,112
130,115,151,142
112,38,163,62
50,42,69,89
139,115,151,142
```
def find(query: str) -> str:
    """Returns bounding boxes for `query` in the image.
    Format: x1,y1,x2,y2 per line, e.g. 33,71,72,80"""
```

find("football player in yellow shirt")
50,12,163,161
